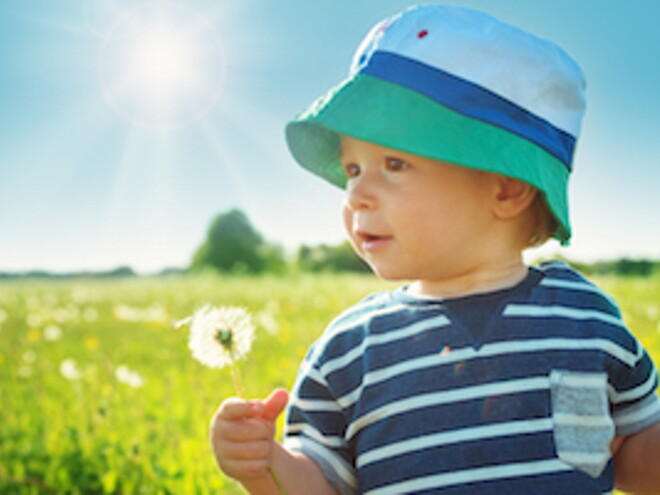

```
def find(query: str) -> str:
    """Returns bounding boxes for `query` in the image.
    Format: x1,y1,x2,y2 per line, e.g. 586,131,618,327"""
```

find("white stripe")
357,418,553,468
540,278,618,305
346,377,549,440
503,304,626,329
615,397,660,427
540,278,597,292
289,397,342,412
308,293,393,359
300,363,327,387
553,413,613,427
499,338,636,368
333,337,637,410
285,436,357,489
610,368,658,404
540,261,570,270
286,423,347,449
321,314,450,377
337,348,475,408
483,338,636,367
325,301,405,341
363,459,571,495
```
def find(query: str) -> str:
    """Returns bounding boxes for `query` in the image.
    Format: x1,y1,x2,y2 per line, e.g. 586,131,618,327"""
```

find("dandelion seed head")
115,365,145,388
60,358,82,381
174,315,193,331
188,305,255,369
44,324,62,341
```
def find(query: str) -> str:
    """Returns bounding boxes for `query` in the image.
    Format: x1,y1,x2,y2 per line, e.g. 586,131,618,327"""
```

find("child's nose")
344,175,377,211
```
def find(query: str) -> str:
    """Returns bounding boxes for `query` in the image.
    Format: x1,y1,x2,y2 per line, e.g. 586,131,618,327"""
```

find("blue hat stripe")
360,51,575,170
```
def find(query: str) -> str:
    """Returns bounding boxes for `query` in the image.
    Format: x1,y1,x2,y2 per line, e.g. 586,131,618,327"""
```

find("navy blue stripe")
360,51,575,170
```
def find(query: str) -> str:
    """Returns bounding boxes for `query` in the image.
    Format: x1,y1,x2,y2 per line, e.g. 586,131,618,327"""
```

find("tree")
297,241,371,273
190,209,269,273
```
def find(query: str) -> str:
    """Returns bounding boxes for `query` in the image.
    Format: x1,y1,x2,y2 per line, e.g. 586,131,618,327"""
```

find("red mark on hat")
417,29,428,39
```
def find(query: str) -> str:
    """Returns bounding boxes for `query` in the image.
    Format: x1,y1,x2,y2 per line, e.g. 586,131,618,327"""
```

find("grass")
0,272,658,494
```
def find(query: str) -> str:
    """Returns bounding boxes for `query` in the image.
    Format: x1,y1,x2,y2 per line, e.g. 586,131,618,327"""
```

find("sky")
1,0,659,274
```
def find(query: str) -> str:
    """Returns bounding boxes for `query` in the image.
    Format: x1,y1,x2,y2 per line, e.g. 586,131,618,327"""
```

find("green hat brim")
285,73,571,244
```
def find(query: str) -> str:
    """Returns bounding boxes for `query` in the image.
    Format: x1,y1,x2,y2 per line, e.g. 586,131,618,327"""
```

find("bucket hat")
285,4,586,244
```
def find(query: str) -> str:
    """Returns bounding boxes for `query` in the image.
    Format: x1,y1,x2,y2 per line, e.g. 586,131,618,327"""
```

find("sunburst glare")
98,1,225,130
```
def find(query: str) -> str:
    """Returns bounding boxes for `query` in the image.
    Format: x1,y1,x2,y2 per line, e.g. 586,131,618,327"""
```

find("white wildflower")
187,305,255,370
22,350,37,364
17,365,32,379
60,359,82,381
115,365,144,388
54,305,79,323
82,307,98,323
145,304,168,324
44,324,62,341
114,304,138,322
256,309,279,335
26,313,43,328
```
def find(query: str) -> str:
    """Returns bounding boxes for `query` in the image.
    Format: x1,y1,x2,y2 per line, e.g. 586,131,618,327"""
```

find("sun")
98,1,225,130
128,27,197,98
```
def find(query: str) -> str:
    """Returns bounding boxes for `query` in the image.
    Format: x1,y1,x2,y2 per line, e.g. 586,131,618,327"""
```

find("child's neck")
407,260,529,300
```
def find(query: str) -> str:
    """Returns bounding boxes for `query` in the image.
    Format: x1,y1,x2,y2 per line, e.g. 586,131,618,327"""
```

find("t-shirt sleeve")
283,348,358,495
610,334,660,436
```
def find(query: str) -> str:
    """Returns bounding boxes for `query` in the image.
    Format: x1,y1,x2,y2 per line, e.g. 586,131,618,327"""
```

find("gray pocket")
550,370,614,478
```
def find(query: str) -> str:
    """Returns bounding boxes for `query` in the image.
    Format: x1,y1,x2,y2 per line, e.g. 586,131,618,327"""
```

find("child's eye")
385,157,410,172
343,163,361,178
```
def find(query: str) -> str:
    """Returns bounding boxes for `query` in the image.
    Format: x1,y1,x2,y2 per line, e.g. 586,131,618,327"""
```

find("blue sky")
1,0,658,273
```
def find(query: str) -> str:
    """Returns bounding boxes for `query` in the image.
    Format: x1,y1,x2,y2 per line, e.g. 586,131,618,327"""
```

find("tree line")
189,209,370,274
188,209,660,277
1,209,657,278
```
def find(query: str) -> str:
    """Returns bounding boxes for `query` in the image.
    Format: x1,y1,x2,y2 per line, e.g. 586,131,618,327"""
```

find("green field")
1,272,658,494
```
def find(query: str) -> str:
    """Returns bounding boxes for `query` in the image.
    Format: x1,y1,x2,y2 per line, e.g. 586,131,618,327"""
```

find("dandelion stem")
227,356,286,494
270,466,287,495
228,354,244,398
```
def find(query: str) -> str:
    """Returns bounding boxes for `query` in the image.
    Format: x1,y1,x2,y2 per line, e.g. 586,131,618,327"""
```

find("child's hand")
210,388,289,484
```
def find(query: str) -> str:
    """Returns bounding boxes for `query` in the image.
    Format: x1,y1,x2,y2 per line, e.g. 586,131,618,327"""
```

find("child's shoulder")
306,289,400,363
326,289,397,334
535,260,620,316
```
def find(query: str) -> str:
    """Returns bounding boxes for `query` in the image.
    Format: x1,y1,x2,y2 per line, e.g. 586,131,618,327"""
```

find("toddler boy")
211,5,660,494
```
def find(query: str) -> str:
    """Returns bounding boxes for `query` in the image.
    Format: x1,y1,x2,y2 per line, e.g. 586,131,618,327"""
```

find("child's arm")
210,389,339,495
614,422,660,494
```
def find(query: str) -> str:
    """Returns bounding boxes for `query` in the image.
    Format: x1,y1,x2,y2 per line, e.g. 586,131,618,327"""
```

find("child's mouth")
356,231,392,250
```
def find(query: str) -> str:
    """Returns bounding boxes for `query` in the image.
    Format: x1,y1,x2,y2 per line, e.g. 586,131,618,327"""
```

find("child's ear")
491,176,537,220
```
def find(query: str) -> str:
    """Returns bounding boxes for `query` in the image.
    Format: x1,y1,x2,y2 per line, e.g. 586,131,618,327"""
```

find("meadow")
1,272,658,494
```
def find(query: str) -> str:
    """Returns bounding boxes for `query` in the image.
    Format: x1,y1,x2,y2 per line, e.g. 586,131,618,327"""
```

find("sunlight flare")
98,1,225,130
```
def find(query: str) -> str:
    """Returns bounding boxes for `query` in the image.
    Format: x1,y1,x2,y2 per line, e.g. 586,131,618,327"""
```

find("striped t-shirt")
283,262,660,494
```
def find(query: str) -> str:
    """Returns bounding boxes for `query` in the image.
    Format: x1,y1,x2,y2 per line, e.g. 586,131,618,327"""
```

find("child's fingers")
219,457,272,481
220,438,272,460
260,388,289,422
213,416,272,442
215,397,262,421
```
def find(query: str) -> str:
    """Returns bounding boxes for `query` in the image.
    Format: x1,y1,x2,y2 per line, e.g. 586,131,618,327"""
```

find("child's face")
341,135,498,283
